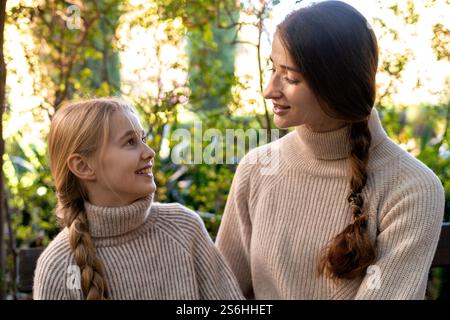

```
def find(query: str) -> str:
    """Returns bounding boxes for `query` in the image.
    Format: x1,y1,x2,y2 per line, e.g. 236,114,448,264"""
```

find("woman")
216,1,445,299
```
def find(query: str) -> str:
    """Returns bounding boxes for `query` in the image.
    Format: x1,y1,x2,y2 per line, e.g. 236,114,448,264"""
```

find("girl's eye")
141,132,149,143
126,132,149,146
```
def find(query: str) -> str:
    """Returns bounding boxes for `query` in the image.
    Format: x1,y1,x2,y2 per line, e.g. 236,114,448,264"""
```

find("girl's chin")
135,187,156,202
145,183,157,195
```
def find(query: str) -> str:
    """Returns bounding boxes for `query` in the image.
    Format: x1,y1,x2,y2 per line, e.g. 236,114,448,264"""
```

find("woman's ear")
67,153,96,181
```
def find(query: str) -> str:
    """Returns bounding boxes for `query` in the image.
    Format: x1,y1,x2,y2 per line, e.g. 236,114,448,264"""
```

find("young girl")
216,1,445,299
33,98,244,300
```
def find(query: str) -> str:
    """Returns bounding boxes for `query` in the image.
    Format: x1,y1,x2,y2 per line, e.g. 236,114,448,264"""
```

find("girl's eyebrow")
269,56,301,73
119,129,145,141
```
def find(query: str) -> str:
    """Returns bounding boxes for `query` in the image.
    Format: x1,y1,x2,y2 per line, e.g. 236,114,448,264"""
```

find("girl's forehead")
110,110,143,134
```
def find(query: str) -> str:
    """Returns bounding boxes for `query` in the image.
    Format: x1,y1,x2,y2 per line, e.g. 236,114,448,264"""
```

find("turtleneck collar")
84,194,154,238
294,107,388,160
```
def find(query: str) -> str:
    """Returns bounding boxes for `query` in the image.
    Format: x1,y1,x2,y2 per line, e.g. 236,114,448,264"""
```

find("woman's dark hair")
277,1,379,280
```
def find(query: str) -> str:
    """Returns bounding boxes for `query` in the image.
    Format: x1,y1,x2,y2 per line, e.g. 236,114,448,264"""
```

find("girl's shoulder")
36,228,72,269
151,202,212,246
33,229,74,299
152,202,205,230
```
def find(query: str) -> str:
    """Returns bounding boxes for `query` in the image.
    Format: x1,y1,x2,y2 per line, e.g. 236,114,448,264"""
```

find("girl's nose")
143,143,156,160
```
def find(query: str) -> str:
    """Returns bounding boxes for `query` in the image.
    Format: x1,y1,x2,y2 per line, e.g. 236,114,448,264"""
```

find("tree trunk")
0,0,8,300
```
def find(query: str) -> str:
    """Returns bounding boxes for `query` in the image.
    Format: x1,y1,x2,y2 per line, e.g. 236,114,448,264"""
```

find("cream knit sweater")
216,107,445,300
33,196,243,300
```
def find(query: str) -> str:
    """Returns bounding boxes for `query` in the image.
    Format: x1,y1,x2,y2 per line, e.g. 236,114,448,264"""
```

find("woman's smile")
273,103,291,116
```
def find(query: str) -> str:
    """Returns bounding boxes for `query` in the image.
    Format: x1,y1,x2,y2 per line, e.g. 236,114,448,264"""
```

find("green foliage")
414,105,450,220
4,133,58,248
187,21,238,113
8,0,123,109
163,113,261,235
2,0,450,299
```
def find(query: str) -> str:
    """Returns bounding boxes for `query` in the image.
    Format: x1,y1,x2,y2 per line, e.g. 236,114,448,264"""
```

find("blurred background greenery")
0,0,449,299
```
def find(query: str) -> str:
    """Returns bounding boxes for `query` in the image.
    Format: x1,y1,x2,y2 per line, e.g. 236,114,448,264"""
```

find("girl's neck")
83,194,154,238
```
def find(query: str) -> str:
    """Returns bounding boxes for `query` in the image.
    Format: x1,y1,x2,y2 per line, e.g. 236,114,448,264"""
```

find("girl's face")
263,34,348,132
87,109,156,207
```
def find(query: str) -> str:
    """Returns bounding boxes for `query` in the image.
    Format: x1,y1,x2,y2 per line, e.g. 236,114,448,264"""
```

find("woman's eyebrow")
269,56,301,73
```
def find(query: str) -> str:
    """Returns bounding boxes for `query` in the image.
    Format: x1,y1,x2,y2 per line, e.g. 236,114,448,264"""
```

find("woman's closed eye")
283,76,300,85
268,66,300,85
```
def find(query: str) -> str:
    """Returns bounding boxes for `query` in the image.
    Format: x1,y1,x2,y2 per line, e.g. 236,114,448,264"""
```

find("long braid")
60,197,109,299
319,119,376,279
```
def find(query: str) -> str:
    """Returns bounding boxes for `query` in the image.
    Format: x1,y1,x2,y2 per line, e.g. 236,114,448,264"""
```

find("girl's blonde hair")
48,97,136,299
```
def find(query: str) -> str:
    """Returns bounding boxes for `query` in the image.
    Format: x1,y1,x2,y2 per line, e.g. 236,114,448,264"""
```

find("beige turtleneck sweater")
33,196,244,299
216,107,445,300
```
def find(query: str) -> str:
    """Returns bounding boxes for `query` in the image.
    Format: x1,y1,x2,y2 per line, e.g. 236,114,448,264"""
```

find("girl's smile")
135,164,153,177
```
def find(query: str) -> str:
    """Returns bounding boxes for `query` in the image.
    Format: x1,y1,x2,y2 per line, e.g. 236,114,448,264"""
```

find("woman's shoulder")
374,139,445,222
232,131,293,182
398,148,444,200
373,137,442,188
239,131,291,164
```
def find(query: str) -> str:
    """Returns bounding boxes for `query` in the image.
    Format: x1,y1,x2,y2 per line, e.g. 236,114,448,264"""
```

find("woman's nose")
263,75,282,100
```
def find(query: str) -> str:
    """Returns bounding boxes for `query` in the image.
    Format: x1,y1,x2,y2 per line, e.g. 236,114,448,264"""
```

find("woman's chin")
274,115,292,129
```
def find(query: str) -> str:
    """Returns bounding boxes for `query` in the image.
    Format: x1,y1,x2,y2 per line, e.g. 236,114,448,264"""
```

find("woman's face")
263,33,348,132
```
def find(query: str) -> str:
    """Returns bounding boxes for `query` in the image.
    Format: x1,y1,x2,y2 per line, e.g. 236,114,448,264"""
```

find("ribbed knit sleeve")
156,203,243,299
183,207,245,300
216,156,254,299
354,157,445,299
33,230,75,300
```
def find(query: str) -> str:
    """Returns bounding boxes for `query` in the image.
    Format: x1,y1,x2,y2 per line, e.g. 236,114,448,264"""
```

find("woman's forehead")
271,34,297,70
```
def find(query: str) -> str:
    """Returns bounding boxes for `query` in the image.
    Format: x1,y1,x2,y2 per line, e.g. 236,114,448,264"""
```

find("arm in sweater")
33,230,82,300
354,160,445,299
176,205,244,300
215,158,254,299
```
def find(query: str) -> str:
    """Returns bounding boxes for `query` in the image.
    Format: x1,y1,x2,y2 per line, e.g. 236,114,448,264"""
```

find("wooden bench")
432,222,450,267
16,222,450,294
17,247,45,294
